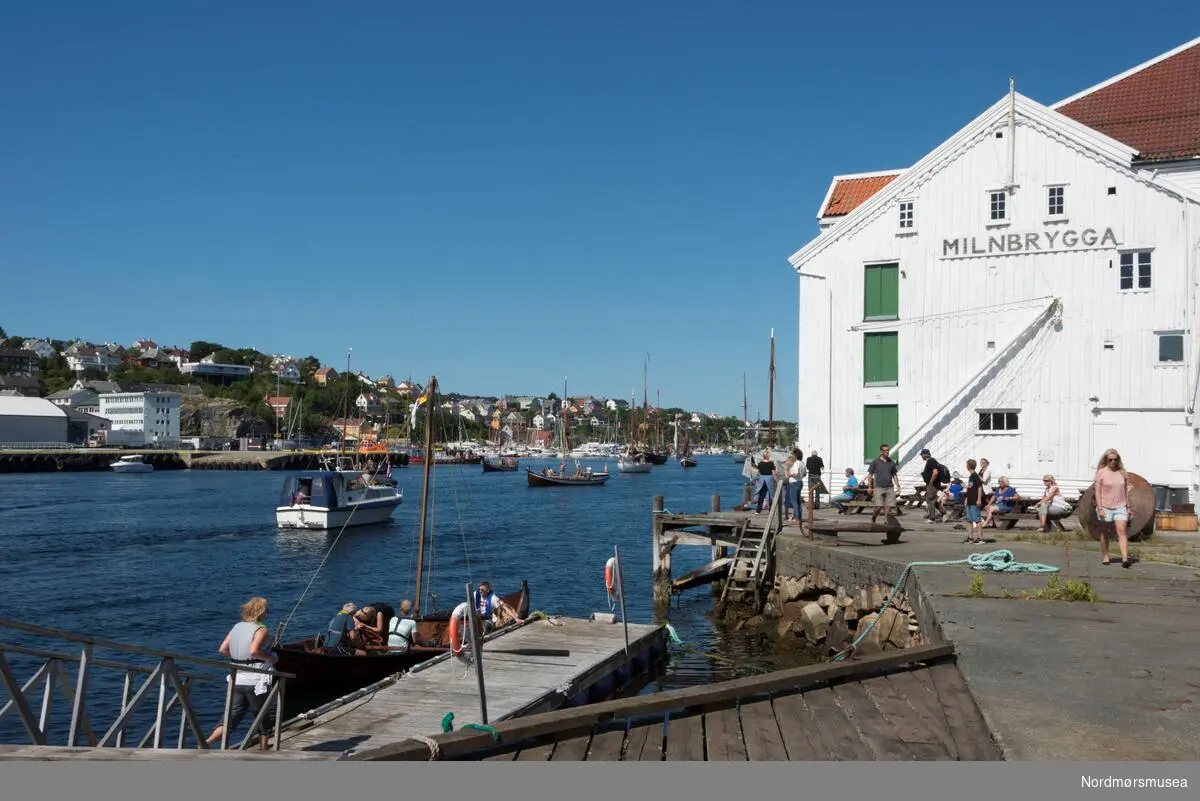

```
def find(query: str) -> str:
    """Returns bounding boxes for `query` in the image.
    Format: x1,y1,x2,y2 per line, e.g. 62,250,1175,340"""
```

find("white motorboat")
617,453,653,474
276,468,403,530
110,454,154,473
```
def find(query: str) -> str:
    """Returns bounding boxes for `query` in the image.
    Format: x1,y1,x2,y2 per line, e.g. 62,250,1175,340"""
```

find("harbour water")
0,456,815,744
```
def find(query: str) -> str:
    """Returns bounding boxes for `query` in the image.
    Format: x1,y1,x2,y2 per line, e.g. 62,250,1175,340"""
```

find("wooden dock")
344,643,1000,761
278,616,665,755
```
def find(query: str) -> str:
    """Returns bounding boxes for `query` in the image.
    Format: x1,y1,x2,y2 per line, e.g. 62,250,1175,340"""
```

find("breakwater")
0,449,346,472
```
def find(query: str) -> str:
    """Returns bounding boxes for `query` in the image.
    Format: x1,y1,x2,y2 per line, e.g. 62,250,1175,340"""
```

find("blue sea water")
0,456,811,745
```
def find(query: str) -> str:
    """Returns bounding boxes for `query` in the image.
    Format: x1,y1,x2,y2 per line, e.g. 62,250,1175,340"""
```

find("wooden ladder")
719,484,783,607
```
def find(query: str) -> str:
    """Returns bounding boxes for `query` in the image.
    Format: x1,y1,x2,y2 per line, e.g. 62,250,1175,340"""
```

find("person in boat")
348,603,393,654
206,596,278,751
473,582,523,633
387,600,418,652
324,602,358,654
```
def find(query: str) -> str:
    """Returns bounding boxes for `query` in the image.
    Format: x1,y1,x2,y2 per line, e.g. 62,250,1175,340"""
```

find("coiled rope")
831,549,1058,662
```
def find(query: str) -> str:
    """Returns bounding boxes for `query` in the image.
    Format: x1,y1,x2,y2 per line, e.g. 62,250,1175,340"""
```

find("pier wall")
0,449,334,473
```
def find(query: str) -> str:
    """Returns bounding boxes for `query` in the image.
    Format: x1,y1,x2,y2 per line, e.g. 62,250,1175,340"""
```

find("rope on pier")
440,711,501,741
411,734,441,760
831,549,1059,662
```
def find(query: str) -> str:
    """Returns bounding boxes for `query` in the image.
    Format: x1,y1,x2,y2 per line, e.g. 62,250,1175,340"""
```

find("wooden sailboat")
527,378,611,487
274,375,530,695
732,373,750,463
618,388,653,473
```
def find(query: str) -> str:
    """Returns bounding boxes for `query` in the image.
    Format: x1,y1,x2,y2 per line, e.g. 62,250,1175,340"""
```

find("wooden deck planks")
831,682,917,760
664,712,705,760
859,675,953,760
585,726,627,761
278,617,661,753
736,699,788,761
703,707,747,761
622,720,662,761
549,732,592,761
770,692,833,760
801,686,876,760
924,662,1002,761
885,668,960,759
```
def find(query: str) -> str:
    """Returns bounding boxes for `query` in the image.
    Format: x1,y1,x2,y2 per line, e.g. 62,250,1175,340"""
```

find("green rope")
440,712,501,742
832,549,1058,662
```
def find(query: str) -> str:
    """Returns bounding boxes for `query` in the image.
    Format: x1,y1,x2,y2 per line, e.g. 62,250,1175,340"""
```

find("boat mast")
767,329,775,448
413,375,437,616
338,348,351,460
742,372,748,451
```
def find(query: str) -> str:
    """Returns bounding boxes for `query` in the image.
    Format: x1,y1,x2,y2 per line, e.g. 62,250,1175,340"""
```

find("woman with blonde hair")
1034,474,1061,533
1094,449,1133,568
206,596,277,750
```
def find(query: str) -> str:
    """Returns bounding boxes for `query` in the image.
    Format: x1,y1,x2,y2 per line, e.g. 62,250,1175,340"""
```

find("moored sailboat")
527,378,611,487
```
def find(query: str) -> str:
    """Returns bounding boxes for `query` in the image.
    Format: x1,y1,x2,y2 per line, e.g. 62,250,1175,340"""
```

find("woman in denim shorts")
1093,449,1133,568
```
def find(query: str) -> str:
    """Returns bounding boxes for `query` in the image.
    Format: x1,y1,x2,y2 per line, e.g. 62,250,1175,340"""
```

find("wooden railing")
0,618,294,752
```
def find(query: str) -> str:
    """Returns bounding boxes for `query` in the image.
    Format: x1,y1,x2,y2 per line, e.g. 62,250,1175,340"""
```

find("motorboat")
110,454,154,473
276,469,403,530
617,453,653,474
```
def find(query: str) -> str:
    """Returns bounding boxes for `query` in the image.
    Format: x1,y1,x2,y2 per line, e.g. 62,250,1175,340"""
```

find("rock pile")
760,570,921,654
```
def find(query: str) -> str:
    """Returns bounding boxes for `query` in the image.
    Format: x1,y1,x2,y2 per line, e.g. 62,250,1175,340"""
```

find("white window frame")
897,199,916,234
1155,330,1185,367
1118,248,1153,293
986,189,1009,227
976,408,1020,435
1045,184,1067,221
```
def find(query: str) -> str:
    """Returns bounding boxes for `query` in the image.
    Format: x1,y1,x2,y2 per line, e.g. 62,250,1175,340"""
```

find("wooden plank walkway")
345,643,1001,762
279,617,664,754
470,662,999,761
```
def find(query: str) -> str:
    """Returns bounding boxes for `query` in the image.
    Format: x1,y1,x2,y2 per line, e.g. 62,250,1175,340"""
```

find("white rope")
411,734,441,760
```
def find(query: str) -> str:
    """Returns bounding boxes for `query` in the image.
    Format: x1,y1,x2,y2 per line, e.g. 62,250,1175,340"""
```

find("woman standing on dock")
206,596,278,751
754,450,777,513
1094,449,1133,568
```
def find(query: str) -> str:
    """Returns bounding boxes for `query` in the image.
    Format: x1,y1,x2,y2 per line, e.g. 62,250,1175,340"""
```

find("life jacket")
473,591,495,619
326,612,352,648
388,615,414,645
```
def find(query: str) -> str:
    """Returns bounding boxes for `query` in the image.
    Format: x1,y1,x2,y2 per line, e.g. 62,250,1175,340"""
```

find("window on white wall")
1046,185,1065,217
978,410,1019,433
898,200,915,231
1157,332,1184,363
988,191,1006,221
1119,250,1152,291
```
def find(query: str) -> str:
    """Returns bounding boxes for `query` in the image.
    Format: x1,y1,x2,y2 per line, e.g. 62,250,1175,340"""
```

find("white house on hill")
789,37,1200,500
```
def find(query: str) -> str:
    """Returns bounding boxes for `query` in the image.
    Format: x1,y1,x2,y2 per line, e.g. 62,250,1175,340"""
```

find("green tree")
188,341,223,362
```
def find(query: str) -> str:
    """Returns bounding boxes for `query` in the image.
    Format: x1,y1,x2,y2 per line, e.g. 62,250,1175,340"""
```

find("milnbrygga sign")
941,227,1119,259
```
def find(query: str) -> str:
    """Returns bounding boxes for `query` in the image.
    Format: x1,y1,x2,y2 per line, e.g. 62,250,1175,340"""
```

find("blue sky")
0,2,1193,417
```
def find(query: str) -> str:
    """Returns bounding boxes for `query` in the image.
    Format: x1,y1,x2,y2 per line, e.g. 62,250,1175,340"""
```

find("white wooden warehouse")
789,36,1200,500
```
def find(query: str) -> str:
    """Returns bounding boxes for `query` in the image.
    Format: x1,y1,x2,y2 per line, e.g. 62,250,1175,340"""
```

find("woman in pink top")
1093,448,1132,568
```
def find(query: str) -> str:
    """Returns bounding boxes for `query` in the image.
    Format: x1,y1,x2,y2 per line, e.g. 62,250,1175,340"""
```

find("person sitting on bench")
834,468,859,513
982,477,1019,528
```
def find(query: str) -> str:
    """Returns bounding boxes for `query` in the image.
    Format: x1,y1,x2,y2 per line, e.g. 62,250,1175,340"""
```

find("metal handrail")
0,617,295,753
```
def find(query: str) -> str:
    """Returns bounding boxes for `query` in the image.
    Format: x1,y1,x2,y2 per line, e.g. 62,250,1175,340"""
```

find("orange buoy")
448,601,470,656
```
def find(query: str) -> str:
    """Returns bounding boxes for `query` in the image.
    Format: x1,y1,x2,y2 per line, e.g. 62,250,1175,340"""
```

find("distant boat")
617,453,653,474
527,377,611,488
482,456,519,473
110,454,154,473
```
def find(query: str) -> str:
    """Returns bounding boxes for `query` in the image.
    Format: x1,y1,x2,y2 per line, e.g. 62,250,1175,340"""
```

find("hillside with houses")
0,326,791,450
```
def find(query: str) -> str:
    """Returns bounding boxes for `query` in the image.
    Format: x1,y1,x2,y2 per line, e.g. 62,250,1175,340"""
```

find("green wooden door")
863,405,899,461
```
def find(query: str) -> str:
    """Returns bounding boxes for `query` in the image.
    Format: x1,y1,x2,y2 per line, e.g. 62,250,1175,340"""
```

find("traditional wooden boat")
273,583,530,695
482,457,519,473
679,456,697,468
617,453,653,473
671,557,730,593
526,468,610,487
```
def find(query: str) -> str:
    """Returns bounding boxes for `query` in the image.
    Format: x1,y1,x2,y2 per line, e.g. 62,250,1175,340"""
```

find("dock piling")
465,583,488,725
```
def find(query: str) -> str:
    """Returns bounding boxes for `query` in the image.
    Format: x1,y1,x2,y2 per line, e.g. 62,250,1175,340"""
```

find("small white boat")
617,454,653,474
110,454,154,473
276,468,403,530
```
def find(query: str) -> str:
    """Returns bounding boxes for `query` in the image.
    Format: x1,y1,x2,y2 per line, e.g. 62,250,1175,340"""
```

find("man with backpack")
920,448,949,522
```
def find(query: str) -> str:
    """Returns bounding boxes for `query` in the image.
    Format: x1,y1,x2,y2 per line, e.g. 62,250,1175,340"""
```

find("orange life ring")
448,601,470,656
605,557,617,592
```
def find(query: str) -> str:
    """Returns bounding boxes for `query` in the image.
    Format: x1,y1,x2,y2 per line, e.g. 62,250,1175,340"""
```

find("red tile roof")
820,174,901,218
1055,38,1200,162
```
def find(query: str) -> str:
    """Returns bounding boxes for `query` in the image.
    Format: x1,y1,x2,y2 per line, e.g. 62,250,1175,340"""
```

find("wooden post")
708,495,723,560
464,583,488,725
651,495,664,580
651,496,671,606
806,482,815,539
614,546,630,661
742,482,752,506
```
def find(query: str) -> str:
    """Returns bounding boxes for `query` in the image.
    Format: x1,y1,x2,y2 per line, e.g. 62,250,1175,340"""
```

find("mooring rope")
411,733,441,760
662,622,772,675
831,549,1058,662
274,501,363,645
440,712,501,741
